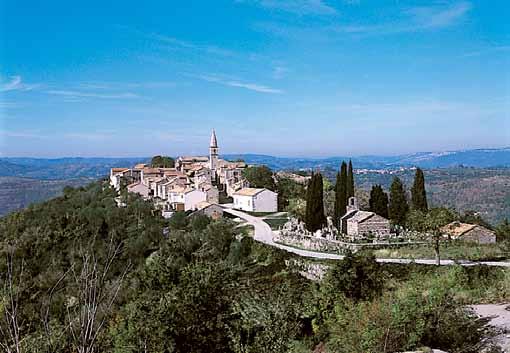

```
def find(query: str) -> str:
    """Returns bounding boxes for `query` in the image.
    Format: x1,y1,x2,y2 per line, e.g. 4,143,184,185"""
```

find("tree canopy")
305,172,326,232
389,177,409,226
334,162,348,222
411,168,428,212
369,184,389,218
151,155,175,168
242,165,276,191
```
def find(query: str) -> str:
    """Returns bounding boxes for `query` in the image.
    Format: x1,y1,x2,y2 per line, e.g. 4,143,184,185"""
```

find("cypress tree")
334,171,342,221
411,168,428,212
369,184,389,218
305,172,326,232
347,160,355,198
334,162,348,222
304,172,315,228
388,177,409,226
315,172,327,228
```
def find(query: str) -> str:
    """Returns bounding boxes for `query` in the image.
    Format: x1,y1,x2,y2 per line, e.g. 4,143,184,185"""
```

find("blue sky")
1,0,509,157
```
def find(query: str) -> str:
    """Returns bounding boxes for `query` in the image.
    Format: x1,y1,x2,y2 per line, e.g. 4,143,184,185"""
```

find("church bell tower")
209,129,219,173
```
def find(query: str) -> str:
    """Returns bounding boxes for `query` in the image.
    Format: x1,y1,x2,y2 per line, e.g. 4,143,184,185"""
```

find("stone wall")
358,214,391,237
274,231,425,254
286,259,329,281
462,226,496,244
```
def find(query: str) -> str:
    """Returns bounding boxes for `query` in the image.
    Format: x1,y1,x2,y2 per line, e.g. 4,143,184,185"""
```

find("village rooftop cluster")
109,130,278,217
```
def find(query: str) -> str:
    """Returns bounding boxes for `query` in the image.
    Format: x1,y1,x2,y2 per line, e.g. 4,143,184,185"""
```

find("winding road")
223,207,510,267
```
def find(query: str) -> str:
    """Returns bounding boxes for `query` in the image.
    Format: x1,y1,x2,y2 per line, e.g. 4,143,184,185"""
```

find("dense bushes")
1,184,508,352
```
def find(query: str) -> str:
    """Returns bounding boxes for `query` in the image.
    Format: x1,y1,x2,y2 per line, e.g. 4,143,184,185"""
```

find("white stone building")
233,188,278,213
167,187,207,211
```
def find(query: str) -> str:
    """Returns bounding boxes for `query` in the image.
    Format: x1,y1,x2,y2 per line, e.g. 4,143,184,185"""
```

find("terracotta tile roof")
111,168,129,173
195,201,212,210
134,163,147,169
179,156,209,162
142,167,162,174
163,170,185,177
441,222,478,237
169,186,186,193
233,188,269,197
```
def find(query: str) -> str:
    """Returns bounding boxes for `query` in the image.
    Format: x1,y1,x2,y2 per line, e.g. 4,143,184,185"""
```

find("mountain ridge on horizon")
2,146,509,160
1,146,509,180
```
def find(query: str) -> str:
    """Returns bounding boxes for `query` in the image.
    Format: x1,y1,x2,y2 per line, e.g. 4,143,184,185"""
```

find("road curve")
224,208,344,259
223,208,510,267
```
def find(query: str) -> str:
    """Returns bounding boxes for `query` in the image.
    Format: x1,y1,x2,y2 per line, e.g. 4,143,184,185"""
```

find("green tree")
190,214,211,232
305,173,326,232
322,251,384,302
388,177,409,226
169,211,189,230
495,218,510,243
347,160,355,198
407,207,456,265
369,185,389,218
411,168,428,212
242,165,276,191
334,162,348,222
275,176,305,212
459,210,492,230
151,155,175,168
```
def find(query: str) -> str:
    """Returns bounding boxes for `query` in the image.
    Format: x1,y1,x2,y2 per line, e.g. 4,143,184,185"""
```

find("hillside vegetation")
353,167,510,224
1,182,510,352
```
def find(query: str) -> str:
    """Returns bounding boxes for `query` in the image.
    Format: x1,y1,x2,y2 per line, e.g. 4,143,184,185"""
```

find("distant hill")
0,157,148,179
2,148,508,179
225,147,510,170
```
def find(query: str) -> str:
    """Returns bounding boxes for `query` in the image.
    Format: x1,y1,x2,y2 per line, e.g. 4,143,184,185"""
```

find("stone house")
191,202,224,220
441,222,496,244
340,197,391,237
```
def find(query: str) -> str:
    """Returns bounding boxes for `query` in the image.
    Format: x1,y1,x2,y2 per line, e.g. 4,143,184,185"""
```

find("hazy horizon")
1,144,509,160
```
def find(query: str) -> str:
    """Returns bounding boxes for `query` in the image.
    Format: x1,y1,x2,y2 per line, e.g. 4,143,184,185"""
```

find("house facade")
233,188,278,213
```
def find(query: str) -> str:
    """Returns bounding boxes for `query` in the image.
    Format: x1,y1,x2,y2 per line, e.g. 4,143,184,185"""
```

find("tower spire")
209,129,219,174
210,129,218,148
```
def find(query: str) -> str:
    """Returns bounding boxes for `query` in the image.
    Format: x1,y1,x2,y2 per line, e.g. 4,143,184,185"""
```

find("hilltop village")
110,130,278,216
109,130,497,250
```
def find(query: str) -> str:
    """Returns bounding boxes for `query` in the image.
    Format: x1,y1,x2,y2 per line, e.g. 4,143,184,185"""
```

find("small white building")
167,187,207,211
233,188,278,213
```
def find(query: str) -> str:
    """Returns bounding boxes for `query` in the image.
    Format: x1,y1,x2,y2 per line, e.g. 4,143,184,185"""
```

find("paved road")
223,208,510,267
224,208,344,259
